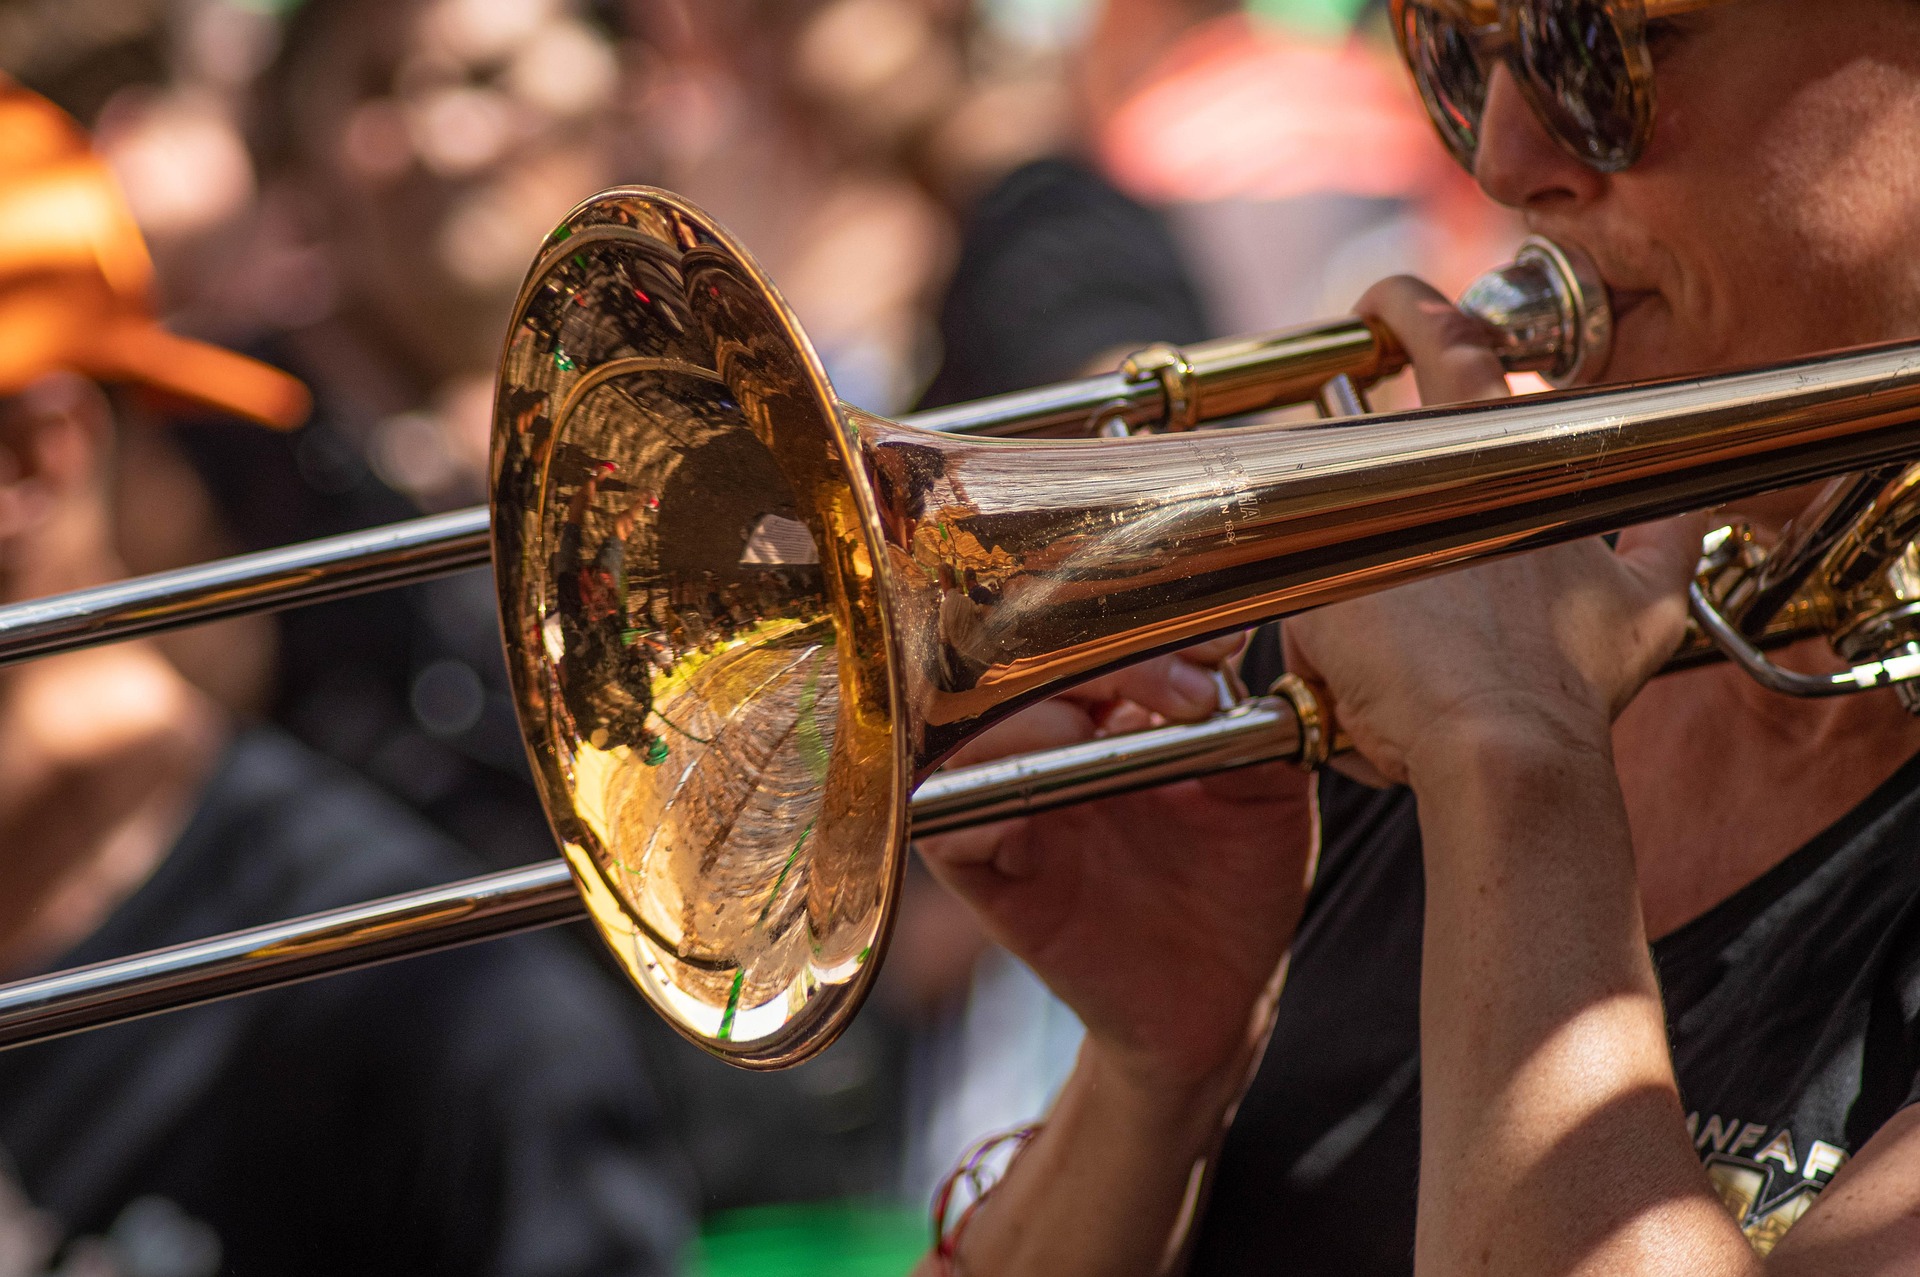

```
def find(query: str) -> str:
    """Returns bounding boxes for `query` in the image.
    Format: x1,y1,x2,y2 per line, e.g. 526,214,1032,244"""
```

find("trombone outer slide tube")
0,508,494,667
0,698,1306,1050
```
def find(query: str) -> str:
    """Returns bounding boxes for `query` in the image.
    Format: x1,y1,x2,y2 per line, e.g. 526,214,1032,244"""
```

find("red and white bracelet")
930,1123,1043,1275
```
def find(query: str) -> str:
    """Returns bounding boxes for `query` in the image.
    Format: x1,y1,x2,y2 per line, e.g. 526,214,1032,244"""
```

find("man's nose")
1473,63,1607,210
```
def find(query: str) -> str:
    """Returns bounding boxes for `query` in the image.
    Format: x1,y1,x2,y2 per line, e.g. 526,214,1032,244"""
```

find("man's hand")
1286,524,1702,788
918,636,1317,1097
1284,276,1702,789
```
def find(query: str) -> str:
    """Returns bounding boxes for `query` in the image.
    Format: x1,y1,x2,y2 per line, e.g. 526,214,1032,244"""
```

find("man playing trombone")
916,1,1920,1272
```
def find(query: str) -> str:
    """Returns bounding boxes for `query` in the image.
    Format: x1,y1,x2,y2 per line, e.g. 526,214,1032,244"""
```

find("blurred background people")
182,0,634,871
0,79,689,1275
1094,0,1511,332
0,0,1527,1271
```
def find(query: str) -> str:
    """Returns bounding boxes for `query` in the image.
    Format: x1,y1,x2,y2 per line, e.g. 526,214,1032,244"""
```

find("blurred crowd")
0,0,1518,1272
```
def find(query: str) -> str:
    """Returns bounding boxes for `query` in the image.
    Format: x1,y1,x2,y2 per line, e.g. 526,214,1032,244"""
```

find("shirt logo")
1688,1112,1849,1255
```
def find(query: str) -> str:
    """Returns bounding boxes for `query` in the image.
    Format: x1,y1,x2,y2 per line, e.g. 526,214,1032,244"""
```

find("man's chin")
1594,308,1707,386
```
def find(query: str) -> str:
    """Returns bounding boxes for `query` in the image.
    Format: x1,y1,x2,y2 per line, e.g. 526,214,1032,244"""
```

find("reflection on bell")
495,199,899,1066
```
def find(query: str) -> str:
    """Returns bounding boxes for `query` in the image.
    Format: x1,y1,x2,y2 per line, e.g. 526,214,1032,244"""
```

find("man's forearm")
916,1042,1238,1277
1409,725,1755,1277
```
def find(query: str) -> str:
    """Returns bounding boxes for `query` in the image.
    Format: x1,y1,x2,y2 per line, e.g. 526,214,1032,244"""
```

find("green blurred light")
688,1202,929,1277
1246,0,1370,37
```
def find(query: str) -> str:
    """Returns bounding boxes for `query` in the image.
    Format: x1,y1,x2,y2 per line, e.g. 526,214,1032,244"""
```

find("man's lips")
1606,286,1658,324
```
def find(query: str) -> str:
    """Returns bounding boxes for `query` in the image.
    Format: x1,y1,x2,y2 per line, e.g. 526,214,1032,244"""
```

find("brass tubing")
873,338,1920,769
1175,317,1396,420
904,368,1167,437
0,701,1306,1050
1718,466,1905,633
888,236,1601,437
1819,466,1920,595
884,318,1393,438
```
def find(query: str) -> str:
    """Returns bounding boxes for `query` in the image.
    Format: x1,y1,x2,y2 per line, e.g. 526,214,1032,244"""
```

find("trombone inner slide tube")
0,701,1308,1050
912,233,1608,437
0,509,492,667
495,187,1920,1068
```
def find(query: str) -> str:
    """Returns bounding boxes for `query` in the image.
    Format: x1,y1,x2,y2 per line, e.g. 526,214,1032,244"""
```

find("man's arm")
910,1036,1257,1277
1409,724,1756,1277
912,641,1316,1277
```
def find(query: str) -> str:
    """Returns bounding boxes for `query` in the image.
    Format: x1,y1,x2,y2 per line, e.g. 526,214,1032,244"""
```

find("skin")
0,376,222,978
266,0,622,436
918,639,1316,1273
914,1,1920,1273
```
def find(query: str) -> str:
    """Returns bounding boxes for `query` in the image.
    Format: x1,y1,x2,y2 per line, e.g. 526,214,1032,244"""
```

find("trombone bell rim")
491,188,913,1068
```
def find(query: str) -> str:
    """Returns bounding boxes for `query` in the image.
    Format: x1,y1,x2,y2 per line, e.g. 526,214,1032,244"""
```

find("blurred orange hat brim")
0,274,310,428
0,81,309,430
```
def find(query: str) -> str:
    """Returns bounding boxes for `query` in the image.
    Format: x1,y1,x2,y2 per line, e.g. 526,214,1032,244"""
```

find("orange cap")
0,79,309,430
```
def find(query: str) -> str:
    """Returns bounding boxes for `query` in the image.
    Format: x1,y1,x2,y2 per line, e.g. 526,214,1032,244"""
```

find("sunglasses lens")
1509,0,1648,170
1398,4,1488,169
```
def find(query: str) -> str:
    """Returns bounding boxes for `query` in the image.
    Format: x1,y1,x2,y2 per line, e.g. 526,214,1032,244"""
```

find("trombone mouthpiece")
1458,237,1613,388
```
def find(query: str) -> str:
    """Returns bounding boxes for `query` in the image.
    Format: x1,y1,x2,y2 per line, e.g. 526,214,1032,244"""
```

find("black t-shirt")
1191,695,1920,1273
0,728,691,1277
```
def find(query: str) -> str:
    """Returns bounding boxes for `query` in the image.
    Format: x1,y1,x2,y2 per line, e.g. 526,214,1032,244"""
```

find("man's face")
1468,0,1920,385
285,0,623,382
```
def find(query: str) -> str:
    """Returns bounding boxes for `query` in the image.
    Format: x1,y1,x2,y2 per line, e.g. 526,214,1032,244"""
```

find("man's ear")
0,372,114,544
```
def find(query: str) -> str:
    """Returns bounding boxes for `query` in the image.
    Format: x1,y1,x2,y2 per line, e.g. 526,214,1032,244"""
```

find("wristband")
931,1123,1042,1275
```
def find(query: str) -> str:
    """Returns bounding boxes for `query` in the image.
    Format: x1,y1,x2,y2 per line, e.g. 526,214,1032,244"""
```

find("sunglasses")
1390,0,1728,174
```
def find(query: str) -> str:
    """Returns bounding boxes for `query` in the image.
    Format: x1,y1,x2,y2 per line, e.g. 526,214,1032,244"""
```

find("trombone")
0,187,1916,1068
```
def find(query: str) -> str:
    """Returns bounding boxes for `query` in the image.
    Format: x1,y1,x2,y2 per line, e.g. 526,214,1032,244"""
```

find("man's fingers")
1181,633,1248,666
943,698,1096,768
1616,512,1712,593
944,634,1251,769
1064,651,1229,723
1102,655,1229,722
1051,635,1246,716
1353,275,1510,407
1196,758,1315,805
917,822,1011,876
